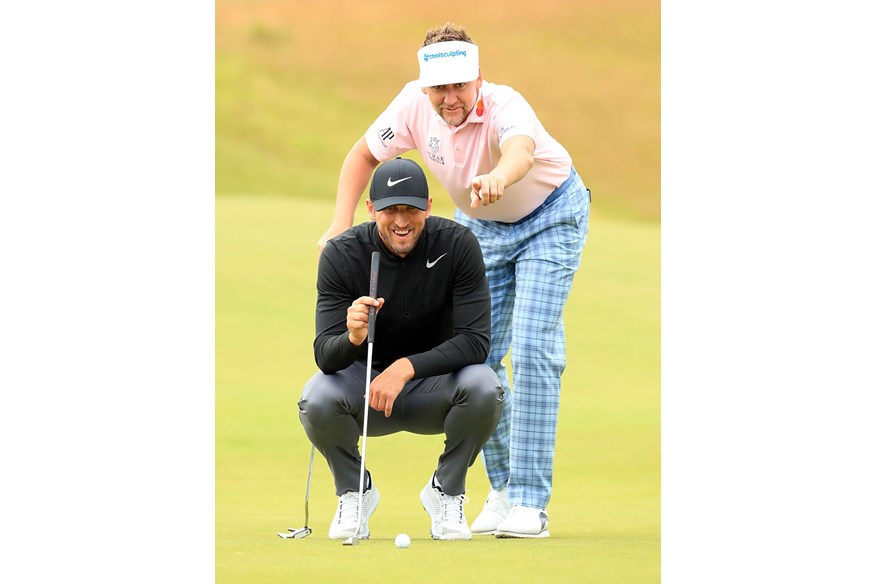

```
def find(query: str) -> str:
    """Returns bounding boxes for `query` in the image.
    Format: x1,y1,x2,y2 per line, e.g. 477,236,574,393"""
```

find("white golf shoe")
419,476,472,540
328,485,380,540
494,505,550,538
470,487,511,535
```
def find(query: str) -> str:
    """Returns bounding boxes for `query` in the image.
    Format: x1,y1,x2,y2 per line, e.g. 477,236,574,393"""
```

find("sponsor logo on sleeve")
377,127,395,148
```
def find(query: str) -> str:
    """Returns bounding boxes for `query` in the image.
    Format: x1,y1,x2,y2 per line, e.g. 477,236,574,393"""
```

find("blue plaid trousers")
453,167,589,510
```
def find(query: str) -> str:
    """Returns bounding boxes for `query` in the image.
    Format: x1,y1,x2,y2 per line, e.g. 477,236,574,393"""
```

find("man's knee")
298,372,346,426
456,364,504,411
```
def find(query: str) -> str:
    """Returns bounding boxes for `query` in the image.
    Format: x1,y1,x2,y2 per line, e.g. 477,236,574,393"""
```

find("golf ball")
394,533,410,548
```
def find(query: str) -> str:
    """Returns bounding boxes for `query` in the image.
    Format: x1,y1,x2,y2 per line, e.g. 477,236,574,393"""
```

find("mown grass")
217,1,660,581
216,196,659,583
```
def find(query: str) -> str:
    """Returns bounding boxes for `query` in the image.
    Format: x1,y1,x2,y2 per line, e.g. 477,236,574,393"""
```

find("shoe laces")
338,491,361,525
438,491,469,524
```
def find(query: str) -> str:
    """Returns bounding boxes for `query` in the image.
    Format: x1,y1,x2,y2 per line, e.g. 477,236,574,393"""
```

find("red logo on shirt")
476,100,484,117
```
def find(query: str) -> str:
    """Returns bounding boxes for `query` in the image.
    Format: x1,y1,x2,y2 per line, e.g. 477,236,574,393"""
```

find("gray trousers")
298,363,504,497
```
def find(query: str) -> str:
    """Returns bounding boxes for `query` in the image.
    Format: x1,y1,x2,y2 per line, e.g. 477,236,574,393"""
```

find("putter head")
278,527,312,539
341,536,359,546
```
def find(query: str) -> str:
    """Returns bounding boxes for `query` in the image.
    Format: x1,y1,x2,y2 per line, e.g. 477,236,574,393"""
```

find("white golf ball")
394,533,411,548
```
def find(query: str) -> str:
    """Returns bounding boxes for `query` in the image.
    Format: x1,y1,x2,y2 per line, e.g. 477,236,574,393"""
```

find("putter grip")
367,251,380,343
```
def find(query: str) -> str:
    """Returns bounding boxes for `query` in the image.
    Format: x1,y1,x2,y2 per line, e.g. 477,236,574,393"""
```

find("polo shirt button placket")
452,133,464,166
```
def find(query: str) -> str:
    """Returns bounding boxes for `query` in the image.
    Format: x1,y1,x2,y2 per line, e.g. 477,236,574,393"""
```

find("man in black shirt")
299,157,503,541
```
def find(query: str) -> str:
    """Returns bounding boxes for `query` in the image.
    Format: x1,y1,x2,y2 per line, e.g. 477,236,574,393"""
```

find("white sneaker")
328,485,380,540
470,487,510,535
419,477,472,540
494,505,550,538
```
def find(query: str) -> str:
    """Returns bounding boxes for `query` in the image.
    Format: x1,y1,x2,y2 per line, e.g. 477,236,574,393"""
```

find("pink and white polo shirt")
364,80,572,223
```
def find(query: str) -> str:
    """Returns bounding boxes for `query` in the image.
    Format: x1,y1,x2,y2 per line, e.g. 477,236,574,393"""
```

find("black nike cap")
369,157,429,211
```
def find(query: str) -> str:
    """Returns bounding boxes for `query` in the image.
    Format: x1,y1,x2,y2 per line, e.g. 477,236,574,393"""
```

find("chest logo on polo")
426,253,448,269
427,136,445,166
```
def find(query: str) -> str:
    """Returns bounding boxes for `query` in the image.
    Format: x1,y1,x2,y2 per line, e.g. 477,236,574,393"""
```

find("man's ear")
425,197,433,218
366,199,377,220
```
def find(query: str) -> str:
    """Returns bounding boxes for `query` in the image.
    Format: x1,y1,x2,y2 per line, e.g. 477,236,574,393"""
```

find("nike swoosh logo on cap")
387,176,413,187
426,253,447,269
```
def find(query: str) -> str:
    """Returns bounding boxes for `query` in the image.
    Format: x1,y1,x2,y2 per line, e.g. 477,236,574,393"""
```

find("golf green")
216,1,660,579
216,196,660,582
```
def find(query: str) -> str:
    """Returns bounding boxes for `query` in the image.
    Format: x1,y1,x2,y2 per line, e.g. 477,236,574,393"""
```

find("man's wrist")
393,357,416,381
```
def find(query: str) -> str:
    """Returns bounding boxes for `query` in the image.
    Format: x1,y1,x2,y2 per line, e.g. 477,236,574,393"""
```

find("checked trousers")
453,167,590,510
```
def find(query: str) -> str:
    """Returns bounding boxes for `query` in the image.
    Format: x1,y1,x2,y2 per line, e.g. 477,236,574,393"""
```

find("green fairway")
216,0,660,579
216,196,660,583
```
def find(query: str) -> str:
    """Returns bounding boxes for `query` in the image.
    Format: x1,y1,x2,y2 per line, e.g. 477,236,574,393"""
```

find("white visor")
417,41,479,87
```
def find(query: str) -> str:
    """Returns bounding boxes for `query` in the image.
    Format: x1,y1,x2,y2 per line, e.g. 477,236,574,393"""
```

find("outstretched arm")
469,135,535,208
317,137,380,255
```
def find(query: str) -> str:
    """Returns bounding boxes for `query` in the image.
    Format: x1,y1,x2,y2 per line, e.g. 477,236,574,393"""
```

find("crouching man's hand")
369,358,414,417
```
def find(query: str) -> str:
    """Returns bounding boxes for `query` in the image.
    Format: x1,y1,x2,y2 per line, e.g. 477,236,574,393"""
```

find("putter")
278,445,315,539
343,251,381,546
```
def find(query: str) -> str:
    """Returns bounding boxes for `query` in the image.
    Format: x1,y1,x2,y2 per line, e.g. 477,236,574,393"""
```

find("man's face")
367,200,432,257
422,75,483,127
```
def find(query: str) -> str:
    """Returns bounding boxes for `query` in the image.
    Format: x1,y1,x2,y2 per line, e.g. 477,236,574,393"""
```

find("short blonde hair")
422,22,475,46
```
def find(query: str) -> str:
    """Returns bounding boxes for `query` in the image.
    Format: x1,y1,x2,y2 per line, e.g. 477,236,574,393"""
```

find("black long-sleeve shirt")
314,217,490,378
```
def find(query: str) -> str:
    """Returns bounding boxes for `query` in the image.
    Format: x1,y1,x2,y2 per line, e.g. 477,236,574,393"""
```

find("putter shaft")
352,342,374,541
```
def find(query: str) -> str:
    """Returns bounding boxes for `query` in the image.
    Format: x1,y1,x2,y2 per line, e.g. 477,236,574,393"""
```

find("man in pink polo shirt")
317,22,590,538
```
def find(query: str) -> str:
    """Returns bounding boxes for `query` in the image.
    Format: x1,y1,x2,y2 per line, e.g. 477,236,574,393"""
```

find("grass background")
216,1,660,582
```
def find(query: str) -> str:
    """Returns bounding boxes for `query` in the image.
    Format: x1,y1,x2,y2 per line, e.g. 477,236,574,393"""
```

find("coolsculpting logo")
422,49,467,62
